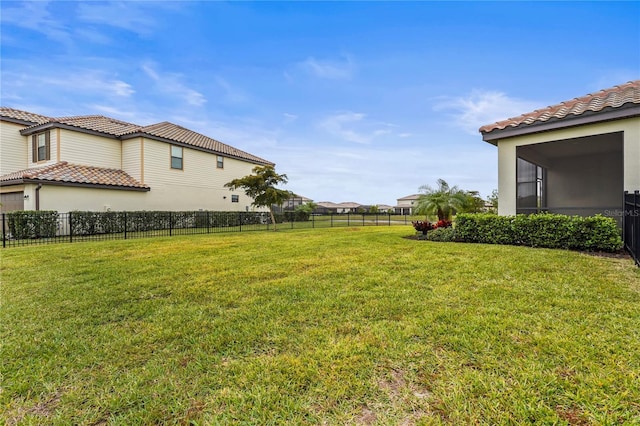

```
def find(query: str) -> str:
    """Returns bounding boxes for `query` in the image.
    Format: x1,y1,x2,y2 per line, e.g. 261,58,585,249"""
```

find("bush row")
454,213,623,252
3,210,283,239
6,210,59,239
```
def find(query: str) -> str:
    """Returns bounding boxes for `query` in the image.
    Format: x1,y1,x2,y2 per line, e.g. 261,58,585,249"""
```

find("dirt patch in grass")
6,392,62,426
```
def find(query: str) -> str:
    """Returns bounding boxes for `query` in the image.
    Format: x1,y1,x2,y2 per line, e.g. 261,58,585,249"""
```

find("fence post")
239,212,243,232
312,213,315,228
388,213,391,226
362,214,365,226
169,211,173,236
331,213,334,227
123,212,127,240
2,213,5,248
69,211,73,243
207,211,211,234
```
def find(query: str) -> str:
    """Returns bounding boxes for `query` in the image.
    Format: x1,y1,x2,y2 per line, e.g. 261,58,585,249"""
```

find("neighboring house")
314,201,362,214
395,194,420,215
376,204,395,213
0,107,273,213
479,80,640,220
281,195,313,211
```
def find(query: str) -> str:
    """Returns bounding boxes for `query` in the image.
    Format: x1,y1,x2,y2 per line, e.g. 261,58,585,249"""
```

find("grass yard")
2,226,639,425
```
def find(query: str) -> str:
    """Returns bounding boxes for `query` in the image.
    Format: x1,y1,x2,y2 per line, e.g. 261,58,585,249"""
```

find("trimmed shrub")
426,226,456,242
7,210,59,239
455,213,622,252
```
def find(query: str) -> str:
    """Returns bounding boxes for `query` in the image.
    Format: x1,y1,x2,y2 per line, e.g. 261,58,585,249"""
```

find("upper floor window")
217,155,224,169
231,194,239,203
171,146,183,170
32,131,50,162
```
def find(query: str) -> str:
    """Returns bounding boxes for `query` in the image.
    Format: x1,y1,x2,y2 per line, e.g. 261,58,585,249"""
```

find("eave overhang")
481,103,640,145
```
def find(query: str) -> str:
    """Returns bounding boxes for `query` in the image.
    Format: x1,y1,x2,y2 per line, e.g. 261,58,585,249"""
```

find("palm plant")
415,179,467,221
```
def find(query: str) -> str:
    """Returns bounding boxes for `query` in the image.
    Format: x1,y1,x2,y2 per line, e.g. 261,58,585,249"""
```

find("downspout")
35,184,43,211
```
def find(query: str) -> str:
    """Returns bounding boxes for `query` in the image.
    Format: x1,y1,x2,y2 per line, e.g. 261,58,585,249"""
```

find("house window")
231,194,239,203
516,157,545,214
32,131,50,162
217,155,224,169
171,146,183,170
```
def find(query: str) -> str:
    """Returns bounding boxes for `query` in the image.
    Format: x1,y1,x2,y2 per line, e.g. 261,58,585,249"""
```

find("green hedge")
6,211,59,239
455,213,622,252
426,226,457,242
68,211,272,235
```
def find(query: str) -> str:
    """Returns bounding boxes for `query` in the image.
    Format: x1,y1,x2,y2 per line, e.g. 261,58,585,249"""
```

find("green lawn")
2,227,639,425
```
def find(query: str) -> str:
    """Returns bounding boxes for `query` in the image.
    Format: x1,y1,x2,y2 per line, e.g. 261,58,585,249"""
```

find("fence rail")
1,211,416,248
624,191,640,266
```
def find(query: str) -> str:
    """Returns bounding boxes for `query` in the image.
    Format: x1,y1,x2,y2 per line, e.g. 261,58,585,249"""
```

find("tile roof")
0,107,273,165
0,161,149,190
51,115,140,135
132,121,272,165
0,107,51,125
479,80,640,134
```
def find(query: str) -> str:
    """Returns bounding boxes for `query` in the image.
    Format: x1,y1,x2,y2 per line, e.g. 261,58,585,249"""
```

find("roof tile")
0,162,149,189
1,107,273,165
479,80,640,134
0,107,52,125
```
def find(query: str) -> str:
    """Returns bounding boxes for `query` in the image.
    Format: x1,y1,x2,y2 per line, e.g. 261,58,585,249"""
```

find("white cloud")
76,2,164,35
1,1,71,43
434,90,541,135
3,66,134,99
283,113,298,123
141,63,206,107
319,111,394,144
299,55,355,80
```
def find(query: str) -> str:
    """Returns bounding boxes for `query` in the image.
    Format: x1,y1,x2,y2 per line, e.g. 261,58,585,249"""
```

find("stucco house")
479,80,639,222
0,107,273,213
395,194,420,215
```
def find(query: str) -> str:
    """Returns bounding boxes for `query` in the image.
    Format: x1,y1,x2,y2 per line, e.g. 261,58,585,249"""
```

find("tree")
487,189,499,213
459,190,486,214
225,166,293,230
414,179,467,221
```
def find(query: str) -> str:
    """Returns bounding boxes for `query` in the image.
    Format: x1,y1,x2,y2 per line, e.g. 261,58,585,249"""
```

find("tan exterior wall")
122,138,143,183
496,117,640,215
59,129,121,169
140,138,263,211
0,121,28,175
36,184,146,212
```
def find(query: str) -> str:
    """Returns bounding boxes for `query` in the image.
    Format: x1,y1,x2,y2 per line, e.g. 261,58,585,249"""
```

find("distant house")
0,107,273,213
272,194,313,213
314,201,363,214
479,80,639,220
376,204,395,213
395,194,420,215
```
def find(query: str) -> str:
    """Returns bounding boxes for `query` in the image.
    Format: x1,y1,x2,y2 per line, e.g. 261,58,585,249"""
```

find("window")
171,146,183,170
32,131,50,162
217,155,224,169
516,157,545,214
231,194,239,203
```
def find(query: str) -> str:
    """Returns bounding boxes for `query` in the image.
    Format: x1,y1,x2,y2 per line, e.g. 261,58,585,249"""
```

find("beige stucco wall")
32,184,146,212
496,117,640,216
0,121,28,175
59,129,121,169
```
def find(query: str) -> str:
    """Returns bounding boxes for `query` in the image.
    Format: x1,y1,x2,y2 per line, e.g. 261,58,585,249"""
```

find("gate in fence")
624,191,640,266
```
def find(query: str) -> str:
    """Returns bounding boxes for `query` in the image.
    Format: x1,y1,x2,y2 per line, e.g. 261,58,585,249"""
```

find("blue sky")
2,1,639,205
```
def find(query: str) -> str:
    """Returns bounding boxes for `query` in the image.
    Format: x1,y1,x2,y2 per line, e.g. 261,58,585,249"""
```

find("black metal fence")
1,210,415,248
624,191,640,266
